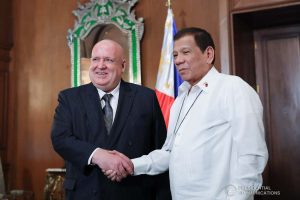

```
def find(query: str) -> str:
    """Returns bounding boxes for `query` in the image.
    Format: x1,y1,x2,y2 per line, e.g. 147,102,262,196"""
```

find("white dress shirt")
132,67,268,200
97,83,120,121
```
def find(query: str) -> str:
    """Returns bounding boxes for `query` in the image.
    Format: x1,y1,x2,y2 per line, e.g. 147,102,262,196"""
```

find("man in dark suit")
51,39,171,200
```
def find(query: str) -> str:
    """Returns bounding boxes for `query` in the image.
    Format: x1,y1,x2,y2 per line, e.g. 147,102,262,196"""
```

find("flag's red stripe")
155,89,175,127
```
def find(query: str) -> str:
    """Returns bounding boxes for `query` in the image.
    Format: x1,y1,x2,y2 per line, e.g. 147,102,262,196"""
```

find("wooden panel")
231,4,300,199
9,0,76,198
231,15,256,88
0,68,9,187
230,0,300,12
231,3,300,88
254,25,300,199
0,0,12,192
0,50,10,64
0,71,8,151
0,0,13,49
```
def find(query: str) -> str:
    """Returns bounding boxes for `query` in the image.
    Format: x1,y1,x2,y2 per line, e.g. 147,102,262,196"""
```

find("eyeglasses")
91,57,119,65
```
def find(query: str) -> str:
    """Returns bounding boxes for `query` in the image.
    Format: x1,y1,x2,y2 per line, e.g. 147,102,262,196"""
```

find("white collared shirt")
97,82,120,122
132,67,268,200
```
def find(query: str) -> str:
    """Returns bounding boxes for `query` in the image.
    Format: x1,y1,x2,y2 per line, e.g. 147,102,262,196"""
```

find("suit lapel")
81,83,108,145
107,81,135,148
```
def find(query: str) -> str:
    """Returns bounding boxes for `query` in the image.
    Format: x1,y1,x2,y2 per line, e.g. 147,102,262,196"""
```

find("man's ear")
205,46,215,64
121,60,126,72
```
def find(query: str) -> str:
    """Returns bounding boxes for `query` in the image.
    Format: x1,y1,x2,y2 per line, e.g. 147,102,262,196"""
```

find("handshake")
92,148,134,182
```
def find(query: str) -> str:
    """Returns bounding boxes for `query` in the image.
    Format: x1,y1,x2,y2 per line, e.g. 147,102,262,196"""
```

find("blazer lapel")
81,83,107,145
107,81,135,148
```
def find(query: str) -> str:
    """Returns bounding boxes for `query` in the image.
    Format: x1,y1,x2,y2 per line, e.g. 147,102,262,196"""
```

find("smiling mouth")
96,71,108,76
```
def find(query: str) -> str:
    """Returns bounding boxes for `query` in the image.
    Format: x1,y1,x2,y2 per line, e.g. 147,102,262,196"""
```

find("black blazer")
51,81,171,200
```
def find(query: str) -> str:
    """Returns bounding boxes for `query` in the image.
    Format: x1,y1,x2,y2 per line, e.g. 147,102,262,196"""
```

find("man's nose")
174,54,184,65
95,60,107,69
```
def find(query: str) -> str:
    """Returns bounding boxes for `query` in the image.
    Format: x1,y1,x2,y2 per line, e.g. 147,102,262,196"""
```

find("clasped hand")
92,149,133,182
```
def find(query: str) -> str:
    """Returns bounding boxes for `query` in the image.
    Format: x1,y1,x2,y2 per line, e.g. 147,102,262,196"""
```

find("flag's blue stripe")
172,20,183,97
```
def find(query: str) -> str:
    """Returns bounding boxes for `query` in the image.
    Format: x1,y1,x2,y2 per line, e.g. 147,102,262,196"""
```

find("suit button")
93,190,97,195
128,141,132,146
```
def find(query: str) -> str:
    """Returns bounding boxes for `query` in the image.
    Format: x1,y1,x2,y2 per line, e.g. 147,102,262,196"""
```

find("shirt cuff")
131,157,148,176
88,147,101,165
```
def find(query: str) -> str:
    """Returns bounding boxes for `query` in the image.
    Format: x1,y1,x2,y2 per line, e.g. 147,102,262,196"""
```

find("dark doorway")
232,3,300,200
255,24,300,200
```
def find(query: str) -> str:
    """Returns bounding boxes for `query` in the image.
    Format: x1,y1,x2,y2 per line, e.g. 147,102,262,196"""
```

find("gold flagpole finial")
166,0,171,8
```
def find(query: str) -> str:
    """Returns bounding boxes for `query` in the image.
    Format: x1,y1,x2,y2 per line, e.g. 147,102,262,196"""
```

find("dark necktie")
102,94,113,134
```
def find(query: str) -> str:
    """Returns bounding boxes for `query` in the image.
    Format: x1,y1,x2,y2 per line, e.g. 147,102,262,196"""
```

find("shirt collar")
97,82,121,99
178,66,219,95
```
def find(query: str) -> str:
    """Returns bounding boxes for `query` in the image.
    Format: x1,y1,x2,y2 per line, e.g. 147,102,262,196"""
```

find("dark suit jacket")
51,81,171,200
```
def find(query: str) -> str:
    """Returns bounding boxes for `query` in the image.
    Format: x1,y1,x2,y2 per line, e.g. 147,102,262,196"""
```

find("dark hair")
174,27,215,64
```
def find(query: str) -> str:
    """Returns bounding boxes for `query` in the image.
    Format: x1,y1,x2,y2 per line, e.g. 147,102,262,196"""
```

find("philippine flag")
155,8,182,126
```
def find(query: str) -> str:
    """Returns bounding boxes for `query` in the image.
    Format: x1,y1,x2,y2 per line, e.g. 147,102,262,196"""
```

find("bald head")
89,39,126,92
92,39,125,60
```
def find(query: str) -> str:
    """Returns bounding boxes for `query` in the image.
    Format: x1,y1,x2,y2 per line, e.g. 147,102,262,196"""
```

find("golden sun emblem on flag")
164,82,170,89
